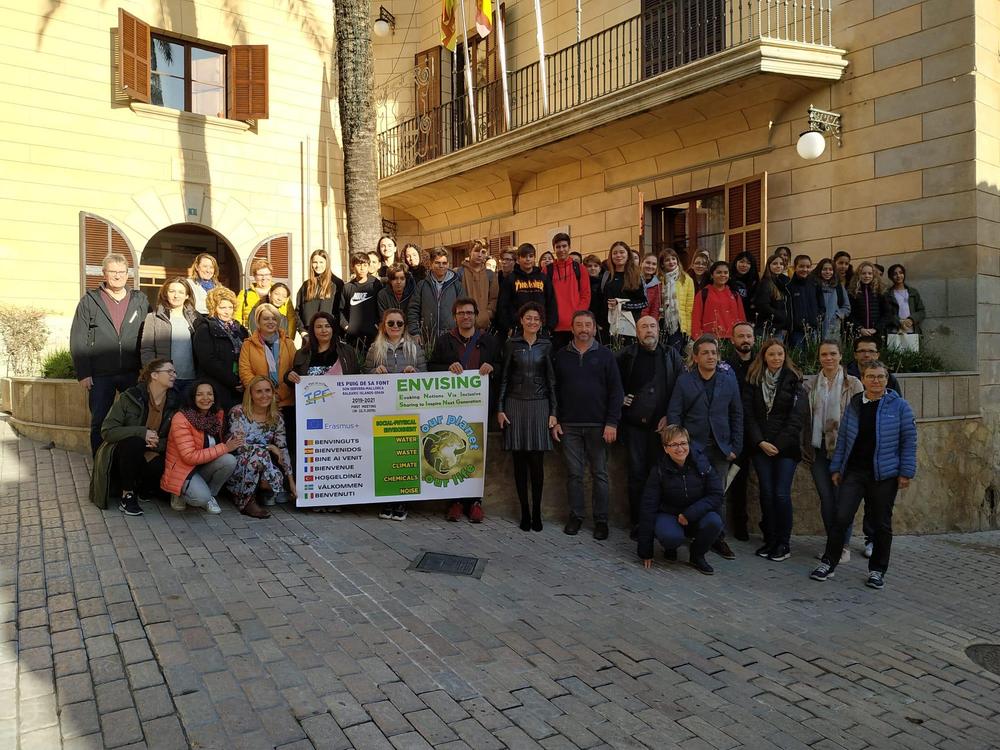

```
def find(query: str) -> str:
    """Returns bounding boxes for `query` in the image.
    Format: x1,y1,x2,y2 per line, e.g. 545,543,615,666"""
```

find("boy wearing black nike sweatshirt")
342,252,383,354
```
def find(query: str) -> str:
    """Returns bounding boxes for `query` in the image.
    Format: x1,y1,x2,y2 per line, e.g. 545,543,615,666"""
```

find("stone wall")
483,414,1000,536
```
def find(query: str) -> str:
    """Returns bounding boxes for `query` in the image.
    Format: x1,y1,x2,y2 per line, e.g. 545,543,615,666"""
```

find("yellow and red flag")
476,0,493,37
441,0,457,50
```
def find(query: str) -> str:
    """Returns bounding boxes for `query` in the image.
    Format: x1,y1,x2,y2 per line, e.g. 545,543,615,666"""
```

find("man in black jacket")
552,311,623,540
430,297,499,523
616,316,684,539
724,321,755,540
70,254,150,455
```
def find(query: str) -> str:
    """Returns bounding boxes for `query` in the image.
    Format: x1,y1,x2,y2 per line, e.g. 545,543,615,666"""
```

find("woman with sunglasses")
364,309,427,520
365,309,426,376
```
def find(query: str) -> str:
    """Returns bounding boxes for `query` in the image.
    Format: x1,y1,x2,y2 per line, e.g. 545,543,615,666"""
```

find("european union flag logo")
306,418,323,430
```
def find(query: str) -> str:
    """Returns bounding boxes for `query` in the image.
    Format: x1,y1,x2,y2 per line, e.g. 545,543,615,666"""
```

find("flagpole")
532,0,548,116
457,0,478,142
495,8,511,130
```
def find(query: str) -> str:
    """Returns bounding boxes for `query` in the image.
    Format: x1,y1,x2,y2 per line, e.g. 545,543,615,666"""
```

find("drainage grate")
965,644,1000,677
408,551,486,578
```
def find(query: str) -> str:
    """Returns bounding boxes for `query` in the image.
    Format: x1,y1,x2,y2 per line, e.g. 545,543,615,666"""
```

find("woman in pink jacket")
691,261,746,340
161,381,243,513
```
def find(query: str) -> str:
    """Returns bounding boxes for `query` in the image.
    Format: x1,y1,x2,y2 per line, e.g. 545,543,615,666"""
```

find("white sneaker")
206,498,222,514
170,494,186,511
864,542,873,559
840,548,851,564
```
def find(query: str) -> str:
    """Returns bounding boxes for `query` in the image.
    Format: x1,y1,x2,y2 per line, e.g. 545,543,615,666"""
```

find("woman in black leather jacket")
497,302,558,531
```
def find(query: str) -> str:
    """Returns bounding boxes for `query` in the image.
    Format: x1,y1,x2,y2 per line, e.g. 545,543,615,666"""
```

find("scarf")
661,269,680,334
182,408,222,441
260,332,280,385
809,369,844,451
762,368,781,413
198,279,216,292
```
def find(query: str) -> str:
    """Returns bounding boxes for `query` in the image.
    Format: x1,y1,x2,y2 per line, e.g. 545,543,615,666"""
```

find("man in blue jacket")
810,360,917,589
667,334,743,559
552,310,623,541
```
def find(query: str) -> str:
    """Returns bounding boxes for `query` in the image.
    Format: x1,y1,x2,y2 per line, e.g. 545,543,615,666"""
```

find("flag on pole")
476,0,493,37
441,0,458,50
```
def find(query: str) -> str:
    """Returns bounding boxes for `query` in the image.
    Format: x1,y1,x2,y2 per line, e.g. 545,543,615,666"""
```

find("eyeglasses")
385,320,404,328
455,310,476,316
105,270,128,276
666,441,689,449
154,368,177,375
864,374,888,381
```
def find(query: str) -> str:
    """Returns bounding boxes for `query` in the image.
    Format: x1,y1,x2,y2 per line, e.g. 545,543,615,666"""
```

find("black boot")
531,499,543,531
519,501,531,531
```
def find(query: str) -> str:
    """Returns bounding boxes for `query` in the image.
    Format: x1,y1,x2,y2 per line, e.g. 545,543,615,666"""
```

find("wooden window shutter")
118,8,151,103
80,214,136,292
229,46,269,120
488,232,514,258
725,174,766,267
249,235,291,285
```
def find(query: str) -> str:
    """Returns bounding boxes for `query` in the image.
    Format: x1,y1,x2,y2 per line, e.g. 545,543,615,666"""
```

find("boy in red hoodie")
546,232,591,350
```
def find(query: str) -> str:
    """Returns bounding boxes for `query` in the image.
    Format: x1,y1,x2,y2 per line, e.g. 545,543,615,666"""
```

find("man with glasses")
809,361,916,589
70,254,150,455
846,335,901,557
637,425,724,575
430,298,499,523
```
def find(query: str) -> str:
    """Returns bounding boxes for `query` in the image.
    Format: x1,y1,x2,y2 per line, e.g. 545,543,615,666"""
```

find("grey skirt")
502,398,553,452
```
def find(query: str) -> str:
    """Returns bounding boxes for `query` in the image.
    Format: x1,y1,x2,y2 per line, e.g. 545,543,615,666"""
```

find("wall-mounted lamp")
796,105,842,160
374,6,396,37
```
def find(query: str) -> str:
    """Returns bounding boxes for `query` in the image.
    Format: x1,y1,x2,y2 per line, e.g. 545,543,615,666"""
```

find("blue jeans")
811,447,851,545
89,372,138,455
751,454,798,547
654,511,723,558
561,425,609,521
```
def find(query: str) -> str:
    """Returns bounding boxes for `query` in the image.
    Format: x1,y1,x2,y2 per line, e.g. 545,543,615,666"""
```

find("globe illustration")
422,428,468,475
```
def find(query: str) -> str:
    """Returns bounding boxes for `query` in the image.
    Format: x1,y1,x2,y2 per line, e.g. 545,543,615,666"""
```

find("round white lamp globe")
796,130,826,160
374,18,392,37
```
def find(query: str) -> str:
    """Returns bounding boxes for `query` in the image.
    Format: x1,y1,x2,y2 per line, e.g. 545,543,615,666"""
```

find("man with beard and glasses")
616,316,685,540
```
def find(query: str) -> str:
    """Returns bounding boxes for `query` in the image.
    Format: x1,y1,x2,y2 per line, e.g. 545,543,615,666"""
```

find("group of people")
70,249,500,523
71,236,918,590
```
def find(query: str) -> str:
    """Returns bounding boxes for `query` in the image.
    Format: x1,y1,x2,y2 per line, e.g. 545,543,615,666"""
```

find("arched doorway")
140,224,241,308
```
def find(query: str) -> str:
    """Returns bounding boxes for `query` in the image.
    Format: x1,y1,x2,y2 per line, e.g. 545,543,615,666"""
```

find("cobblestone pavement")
3,422,1000,750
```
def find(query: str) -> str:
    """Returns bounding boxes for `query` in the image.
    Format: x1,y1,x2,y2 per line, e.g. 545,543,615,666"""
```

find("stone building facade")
2,0,998,531
375,0,1000,531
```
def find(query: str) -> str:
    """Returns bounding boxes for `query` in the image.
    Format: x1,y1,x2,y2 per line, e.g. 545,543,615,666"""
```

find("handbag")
887,332,919,353
609,300,637,338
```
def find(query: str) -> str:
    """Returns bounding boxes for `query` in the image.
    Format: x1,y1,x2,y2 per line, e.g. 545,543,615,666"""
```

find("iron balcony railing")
378,0,835,179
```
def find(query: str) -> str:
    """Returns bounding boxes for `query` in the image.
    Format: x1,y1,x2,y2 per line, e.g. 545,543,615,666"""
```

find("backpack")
546,261,582,284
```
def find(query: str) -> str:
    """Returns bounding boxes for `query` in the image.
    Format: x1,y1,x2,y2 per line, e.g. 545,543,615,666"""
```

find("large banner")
294,372,489,507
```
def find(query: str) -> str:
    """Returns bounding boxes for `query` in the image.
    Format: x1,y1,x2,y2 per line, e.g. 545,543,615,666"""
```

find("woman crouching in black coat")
637,425,724,575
